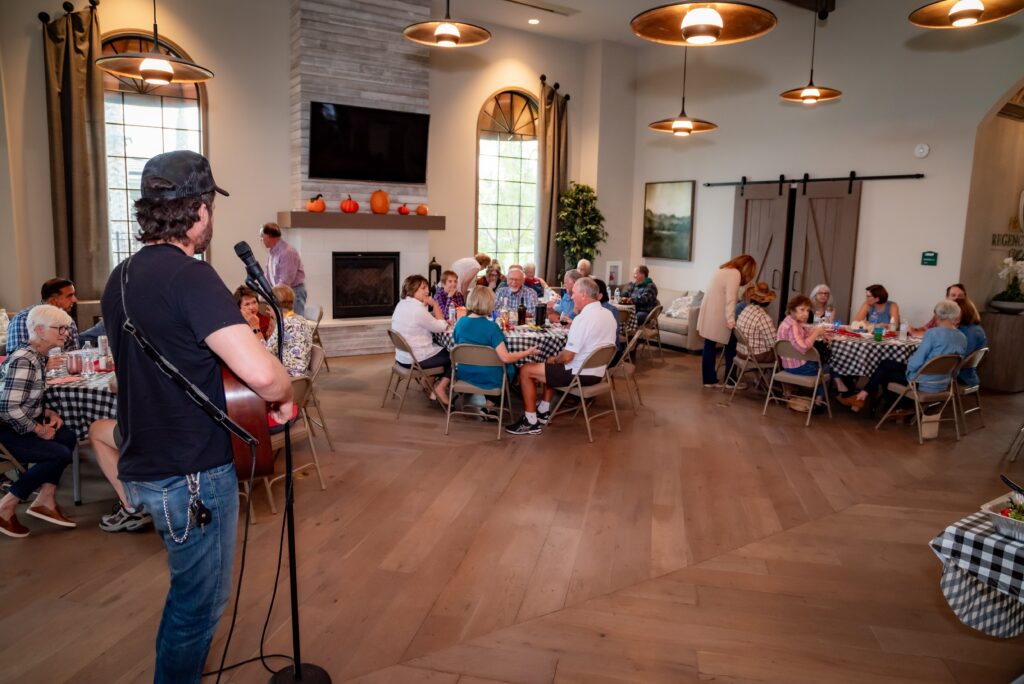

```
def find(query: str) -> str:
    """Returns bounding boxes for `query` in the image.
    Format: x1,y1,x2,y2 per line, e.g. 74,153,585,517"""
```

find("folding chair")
616,307,632,347
952,347,988,435
382,329,445,419
549,345,621,443
874,354,961,444
309,305,329,372
638,304,664,360
720,326,774,406
609,329,644,413
305,345,335,450
1009,420,1024,463
266,377,327,511
762,339,832,427
445,344,513,440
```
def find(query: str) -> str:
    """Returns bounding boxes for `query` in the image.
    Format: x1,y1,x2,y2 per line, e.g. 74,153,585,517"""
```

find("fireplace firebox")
332,252,399,319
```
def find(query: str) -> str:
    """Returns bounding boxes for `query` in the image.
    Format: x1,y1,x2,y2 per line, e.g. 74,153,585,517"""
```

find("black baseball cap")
140,150,229,200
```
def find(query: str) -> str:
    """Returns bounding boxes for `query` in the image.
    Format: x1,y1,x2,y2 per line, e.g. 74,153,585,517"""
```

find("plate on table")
981,493,1024,542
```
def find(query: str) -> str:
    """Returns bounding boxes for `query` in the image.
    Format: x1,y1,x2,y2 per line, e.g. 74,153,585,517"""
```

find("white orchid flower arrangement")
994,257,1024,302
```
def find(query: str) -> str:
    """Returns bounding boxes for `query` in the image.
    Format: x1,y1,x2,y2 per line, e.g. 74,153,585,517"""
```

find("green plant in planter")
556,182,607,272
993,258,1024,303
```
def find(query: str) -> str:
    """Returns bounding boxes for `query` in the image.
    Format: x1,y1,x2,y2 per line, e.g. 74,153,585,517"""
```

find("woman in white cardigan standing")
696,254,757,388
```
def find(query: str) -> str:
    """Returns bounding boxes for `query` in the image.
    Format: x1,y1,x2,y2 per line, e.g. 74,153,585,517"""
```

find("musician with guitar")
101,150,293,684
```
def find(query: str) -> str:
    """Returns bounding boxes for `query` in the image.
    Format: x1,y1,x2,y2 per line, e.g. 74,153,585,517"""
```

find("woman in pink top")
777,295,848,404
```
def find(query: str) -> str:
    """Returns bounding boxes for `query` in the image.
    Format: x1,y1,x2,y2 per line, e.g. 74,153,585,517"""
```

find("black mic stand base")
270,663,332,683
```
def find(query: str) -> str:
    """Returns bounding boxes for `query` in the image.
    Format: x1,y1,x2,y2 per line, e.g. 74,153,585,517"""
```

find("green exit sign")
921,251,938,266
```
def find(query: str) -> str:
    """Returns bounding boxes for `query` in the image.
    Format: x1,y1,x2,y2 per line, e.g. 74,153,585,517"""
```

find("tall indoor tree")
556,182,607,273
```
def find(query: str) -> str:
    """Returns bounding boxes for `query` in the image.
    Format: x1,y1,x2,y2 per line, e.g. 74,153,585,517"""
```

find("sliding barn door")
790,181,862,322
732,184,789,321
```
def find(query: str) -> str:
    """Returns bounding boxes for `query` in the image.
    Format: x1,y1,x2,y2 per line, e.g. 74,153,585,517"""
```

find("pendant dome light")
403,0,491,48
95,0,213,85
780,10,841,105
909,0,1024,28
649,48,718,136
631,2,777,47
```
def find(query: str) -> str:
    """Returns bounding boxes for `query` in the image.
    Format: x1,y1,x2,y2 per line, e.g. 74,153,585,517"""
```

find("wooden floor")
2,348,1024,683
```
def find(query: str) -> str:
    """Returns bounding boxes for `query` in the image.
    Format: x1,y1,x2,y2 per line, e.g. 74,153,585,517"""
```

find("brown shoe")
26,503,76,528
837,395,865,412
0,512,30,538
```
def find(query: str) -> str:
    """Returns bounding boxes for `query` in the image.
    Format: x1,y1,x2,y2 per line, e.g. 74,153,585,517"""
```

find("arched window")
476,90,539,269
101,33,207,268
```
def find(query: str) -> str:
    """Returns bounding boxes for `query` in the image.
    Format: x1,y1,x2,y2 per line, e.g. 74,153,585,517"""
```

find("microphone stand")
246,277,331,684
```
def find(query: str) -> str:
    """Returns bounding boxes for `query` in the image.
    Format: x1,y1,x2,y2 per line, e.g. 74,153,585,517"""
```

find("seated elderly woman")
433,270,466,322
852,284,900,328
264,284,313,377
477,262,506,293
808,284,835,324
391,274,452,406
736,282,777,364
522,263,547,297
910,283,967,335
839,300,966,412
234,285,272,340
0,304,79,538
452,286,539,419
777,295,849,410
956,297,987,386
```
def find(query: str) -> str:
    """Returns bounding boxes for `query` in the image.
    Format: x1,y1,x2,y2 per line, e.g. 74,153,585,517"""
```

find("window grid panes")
102,35,203,269
477,92,539,270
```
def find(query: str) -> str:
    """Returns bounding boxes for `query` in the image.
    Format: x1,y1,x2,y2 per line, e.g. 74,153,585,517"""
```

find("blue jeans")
786,361,830,397
0,424,76,500
701,335,737,385
292,283,308,317
123,462,239,684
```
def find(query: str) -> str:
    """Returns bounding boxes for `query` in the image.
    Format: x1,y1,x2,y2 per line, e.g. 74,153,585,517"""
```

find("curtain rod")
539,74,570,102
39,0,98,23
704,171,924,195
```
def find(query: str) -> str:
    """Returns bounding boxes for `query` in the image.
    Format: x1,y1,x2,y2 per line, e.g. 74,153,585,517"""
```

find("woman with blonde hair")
697,254,757,388
265,284,313,376
478,261,506,293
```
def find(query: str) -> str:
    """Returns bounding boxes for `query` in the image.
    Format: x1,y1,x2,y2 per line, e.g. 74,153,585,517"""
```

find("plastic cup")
872,327,884,342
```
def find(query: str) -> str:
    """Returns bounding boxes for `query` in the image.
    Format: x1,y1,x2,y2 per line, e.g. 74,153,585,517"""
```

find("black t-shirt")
101,244,246,481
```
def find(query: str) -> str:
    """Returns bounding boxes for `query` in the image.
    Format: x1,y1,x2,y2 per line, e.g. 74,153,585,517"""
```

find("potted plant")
991,257,1024,314
556,182,607,274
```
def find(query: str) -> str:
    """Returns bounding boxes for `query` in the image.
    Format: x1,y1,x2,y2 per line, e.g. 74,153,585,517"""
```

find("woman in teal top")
956,297,987,386
852,283,901,327
452,287,538,415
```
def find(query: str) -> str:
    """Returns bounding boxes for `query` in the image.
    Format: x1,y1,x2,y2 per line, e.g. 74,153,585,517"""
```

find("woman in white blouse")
391,275,451,406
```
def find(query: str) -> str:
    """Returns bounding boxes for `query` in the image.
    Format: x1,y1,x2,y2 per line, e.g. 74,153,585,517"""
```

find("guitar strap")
119,254,258,448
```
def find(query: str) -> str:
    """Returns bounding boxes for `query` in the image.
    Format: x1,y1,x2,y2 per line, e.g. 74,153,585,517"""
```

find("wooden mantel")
276,211,445,231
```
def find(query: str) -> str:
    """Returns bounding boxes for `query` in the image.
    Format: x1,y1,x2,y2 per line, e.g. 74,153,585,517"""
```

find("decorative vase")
989,300,1024,315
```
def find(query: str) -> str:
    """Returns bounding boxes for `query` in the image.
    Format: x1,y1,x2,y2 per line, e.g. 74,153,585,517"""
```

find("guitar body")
221,365,275,479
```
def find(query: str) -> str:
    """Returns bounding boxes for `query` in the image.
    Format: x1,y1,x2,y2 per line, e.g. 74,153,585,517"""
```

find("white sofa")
654,288,704,352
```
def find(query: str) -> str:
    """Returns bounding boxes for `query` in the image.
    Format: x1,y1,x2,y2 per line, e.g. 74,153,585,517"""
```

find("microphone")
234,241,275,300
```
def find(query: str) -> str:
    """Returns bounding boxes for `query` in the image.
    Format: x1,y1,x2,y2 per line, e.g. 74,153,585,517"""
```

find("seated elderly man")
0,304,79,538
494,266,539,313
522,263,547,297
623,265,660,325
550,269,582,322
576,259,592,277
507,277,618,435
6,277,81,354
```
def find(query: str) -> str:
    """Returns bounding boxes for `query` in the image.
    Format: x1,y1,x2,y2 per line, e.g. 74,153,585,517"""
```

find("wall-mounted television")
308,101,429,184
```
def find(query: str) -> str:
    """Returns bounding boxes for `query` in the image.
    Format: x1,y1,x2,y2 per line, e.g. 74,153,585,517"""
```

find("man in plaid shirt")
495,267,538,314
5,278,81,355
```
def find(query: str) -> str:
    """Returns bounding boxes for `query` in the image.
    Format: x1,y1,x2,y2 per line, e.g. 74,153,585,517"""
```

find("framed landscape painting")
642,180,694,261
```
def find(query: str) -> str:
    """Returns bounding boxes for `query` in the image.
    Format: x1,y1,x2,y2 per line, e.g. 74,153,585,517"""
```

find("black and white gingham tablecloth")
611,303,639,338
929,510,1024,637
435,328,568,366
45,372,117,440
826,335,921,377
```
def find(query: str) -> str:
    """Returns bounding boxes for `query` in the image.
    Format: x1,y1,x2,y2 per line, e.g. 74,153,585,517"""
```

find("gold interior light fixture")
631,2,777,47
909,0,1024,28
403,0,491,48
649,48,718,136
95,0,213,84
780,12,841,105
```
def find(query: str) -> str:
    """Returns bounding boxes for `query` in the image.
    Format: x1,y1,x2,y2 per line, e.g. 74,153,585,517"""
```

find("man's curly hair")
134,176,214,244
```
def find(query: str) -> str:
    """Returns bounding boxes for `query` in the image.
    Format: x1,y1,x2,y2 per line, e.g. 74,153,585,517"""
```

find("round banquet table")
44,372,117,440
824,333,921,377
434,325,568,366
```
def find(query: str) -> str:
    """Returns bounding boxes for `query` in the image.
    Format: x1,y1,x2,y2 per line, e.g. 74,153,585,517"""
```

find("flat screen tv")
308,101,429,184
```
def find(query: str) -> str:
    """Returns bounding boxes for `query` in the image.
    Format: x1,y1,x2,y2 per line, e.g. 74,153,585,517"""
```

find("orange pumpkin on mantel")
398,203,410,215
370,189,390,214
306,193,325,212
415,203,429,216
340,195,359,213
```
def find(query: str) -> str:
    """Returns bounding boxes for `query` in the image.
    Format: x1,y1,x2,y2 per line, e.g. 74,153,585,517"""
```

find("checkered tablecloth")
434,328,568,366
611,303,638,337
45,372,117,440
930,511,1024,637
825,335,921,377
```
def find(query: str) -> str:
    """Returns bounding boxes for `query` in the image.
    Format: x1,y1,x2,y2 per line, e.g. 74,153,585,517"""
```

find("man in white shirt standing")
506,277,617,435
451,253,491,295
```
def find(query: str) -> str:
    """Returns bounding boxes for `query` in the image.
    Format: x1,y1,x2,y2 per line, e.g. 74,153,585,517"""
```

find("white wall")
628,0,1024,325
0,0,291,309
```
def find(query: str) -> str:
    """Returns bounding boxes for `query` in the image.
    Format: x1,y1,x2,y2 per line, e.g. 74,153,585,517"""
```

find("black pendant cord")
679,46,688,115
444,0,451,20
151,0,160,54
807,12,817,85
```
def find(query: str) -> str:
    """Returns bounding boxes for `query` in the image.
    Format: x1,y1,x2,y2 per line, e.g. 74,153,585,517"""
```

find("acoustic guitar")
220,365,275,479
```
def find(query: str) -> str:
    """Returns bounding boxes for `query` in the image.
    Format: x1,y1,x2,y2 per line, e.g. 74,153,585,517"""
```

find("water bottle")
898,322,908,341
614,288,620,304
81,341,95,376
447,303,455,322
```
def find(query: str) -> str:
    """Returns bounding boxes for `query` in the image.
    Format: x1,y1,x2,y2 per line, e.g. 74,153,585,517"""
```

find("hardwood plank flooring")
1,350,1023,682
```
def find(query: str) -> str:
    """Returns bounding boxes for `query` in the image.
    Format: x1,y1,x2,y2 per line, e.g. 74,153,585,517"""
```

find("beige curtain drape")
42,3,108,299
537,77,568,283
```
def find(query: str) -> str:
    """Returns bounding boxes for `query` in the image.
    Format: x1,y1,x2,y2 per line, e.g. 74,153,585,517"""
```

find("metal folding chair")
762,339,832,427
874,354,961,444
382,329,445,419
549,345,621,443
445,344,513,440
